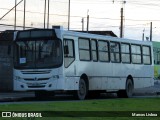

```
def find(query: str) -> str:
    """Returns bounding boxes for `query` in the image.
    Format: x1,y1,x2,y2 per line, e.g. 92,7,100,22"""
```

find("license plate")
28,82,41,86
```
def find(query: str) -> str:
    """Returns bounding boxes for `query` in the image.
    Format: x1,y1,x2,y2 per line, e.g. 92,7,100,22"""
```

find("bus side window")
142,46,151,65
131,44,142,64
64,39,75,67
110,42,120,63
98,40,109,62
91,39,98,62
79,38,91,61
121,43,131,63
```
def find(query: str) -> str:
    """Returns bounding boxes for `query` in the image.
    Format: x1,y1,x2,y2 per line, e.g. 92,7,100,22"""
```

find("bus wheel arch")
117,75,134,98
127,75,134,88
80,74,89,91
74,74,89,100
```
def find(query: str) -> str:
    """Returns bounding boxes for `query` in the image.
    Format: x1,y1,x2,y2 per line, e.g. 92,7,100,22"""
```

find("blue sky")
0,0,160,41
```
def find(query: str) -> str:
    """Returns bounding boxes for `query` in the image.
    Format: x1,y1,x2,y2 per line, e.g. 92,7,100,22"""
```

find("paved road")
133,80,160,96
0,80,160,102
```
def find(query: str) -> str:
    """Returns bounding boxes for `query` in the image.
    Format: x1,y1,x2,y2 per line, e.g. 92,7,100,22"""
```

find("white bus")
13,27,154,100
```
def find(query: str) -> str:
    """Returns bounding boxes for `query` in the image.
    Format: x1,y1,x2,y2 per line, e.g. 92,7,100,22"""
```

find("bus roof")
15,28,152,46
62,29,152,46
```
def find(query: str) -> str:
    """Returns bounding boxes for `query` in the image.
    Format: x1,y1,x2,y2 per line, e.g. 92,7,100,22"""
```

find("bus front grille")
21,70,51,74
24,78,49,81
28,85,45,88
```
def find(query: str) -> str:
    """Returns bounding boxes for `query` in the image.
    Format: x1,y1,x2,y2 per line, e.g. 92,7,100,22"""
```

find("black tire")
74,79,88,100
125,79,134,98
117,79,134,98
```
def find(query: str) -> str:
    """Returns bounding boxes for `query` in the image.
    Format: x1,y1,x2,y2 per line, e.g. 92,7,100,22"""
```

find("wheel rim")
127,81,133,97
78,79,86,99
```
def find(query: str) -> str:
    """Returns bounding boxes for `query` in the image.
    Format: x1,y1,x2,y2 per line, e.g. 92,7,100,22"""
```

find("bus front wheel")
74,78,88,100
117,79,134,98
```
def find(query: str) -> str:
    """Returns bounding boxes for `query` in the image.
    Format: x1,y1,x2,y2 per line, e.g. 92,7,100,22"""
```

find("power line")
1,7,160,22
0,23,39,29
0,0,23,20
52,0,112,4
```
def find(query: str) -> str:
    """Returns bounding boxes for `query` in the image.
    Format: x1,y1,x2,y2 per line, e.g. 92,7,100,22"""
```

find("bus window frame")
110,41,121,63
121,42,131,64
98,40,110,62
91,39,98,62
131,44,142,64
63,38,75,68
142,45,152,65
78,37,91,61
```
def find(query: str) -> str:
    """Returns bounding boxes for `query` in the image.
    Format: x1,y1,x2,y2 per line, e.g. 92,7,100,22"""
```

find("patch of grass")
1,98,160,111
0,98,160,120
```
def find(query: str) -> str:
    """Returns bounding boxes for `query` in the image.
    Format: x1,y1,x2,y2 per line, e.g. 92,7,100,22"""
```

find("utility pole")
44,0,47,29
142,29,145,41
14,0,17,30
150,22,152,41
87,10,89,32
23,0,26,30
113,0,126,38
120,1,126,38
120,8,123,38
68,0,70,30
81,18,84,31
47,0,50,28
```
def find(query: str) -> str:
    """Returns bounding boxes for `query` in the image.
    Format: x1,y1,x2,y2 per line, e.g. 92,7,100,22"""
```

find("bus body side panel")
133,65,154,89
63,54,79,91
64,76,79,90
84,62,153,91
62,32,154,92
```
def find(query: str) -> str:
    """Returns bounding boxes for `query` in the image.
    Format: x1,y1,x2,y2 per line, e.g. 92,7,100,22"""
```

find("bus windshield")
14,39,62,69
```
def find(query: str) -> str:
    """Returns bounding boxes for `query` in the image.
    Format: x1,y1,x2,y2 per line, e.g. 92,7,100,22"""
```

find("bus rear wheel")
125,79,134,97
117,79,133,98
74,78,88,100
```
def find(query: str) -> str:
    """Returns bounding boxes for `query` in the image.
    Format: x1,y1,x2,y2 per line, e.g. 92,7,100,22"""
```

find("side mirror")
64,45,69,55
